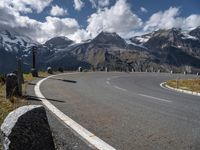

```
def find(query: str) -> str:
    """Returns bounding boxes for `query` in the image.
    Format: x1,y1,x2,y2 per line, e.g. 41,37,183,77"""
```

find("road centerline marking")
35,73,116,150
138,93,172,103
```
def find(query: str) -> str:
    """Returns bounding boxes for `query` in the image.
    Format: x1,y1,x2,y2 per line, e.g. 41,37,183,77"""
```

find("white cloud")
184,15,200,29
69,29,91,43
0,0,53,13
144,7,181,31
89,0,110,9
0,1,80,43
140,7,148,13
50,5,67,16
86,0,143,38
98,0,110,8
1,0,200,44
73,0,85,11
144,7,200,32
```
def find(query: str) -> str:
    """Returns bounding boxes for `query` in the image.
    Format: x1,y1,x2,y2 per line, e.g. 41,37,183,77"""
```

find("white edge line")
160,82,200,97
113,86,127,91
34,73,116,150
138,93,172,103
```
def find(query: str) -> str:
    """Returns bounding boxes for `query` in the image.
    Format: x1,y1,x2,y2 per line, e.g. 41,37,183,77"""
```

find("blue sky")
29,0,200,28
0,0,200,43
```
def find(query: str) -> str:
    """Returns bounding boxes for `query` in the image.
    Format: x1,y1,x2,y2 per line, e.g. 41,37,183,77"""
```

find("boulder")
0,105,55,150
47,67,53,74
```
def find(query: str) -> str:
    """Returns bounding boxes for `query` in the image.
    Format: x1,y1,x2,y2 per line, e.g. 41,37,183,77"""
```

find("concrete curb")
160,82,200,97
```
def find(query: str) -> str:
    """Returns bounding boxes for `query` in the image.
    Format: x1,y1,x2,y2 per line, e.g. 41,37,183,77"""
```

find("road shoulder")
26,78,93,150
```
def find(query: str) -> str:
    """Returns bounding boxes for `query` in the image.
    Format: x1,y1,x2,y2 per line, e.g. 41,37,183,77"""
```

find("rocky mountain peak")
45,36,74,49
91,31,126,48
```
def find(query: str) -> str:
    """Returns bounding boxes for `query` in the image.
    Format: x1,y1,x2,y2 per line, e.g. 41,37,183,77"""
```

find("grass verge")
0,72,49,125
166,79,200,93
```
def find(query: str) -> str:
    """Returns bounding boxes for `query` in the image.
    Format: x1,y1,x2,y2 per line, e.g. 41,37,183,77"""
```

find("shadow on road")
28,82,36,86
50,78,77,83
26,95,65,103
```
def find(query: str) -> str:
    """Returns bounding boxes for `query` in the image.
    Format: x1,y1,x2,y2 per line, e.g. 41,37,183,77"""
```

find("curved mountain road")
38,72,200,150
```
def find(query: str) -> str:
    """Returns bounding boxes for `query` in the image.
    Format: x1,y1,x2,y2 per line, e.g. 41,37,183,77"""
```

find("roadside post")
31,46,38,77
17,58,22,96
105,67,108,72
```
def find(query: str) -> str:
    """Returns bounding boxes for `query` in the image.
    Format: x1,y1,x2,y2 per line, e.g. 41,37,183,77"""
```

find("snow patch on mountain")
0,30,38,52
135,36,151,43
181,31,198,40
125,39,148,49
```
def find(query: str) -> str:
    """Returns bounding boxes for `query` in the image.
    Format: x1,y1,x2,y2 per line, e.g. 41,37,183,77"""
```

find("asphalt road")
39,72,200,150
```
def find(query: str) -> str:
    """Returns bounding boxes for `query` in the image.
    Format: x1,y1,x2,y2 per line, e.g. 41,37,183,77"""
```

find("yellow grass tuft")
166,79,200,93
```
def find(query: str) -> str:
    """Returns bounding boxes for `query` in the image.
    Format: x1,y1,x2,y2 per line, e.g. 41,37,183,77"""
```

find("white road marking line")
160,82,170,90
113,85,127,91
138,94,172,103
35,73,116,150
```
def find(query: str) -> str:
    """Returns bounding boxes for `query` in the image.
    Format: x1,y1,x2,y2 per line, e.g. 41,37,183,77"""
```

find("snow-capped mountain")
0,29,40,73
0,29,38,53
0,27,200,73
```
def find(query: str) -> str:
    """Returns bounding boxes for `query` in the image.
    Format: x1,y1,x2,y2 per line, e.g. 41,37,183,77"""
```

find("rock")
0,105,55,150
31,68,38,77
6,73,19,98
47,67,53,74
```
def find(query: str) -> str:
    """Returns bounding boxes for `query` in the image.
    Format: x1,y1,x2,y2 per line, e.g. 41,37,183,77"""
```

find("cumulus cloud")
89,0,110,9
144,7,181,31
14,16,79,43
144,7,200,32
0,1,80,43
98,0,110,8
183,15,200,29
69,29,91,43
1,0,200,44
0,0,53,13
50,5,67,16
140,7,148,13
86,0,142,38
73,0,84,11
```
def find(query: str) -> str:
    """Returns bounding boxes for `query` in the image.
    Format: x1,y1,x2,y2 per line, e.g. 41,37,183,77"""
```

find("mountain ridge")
0,27,200,73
